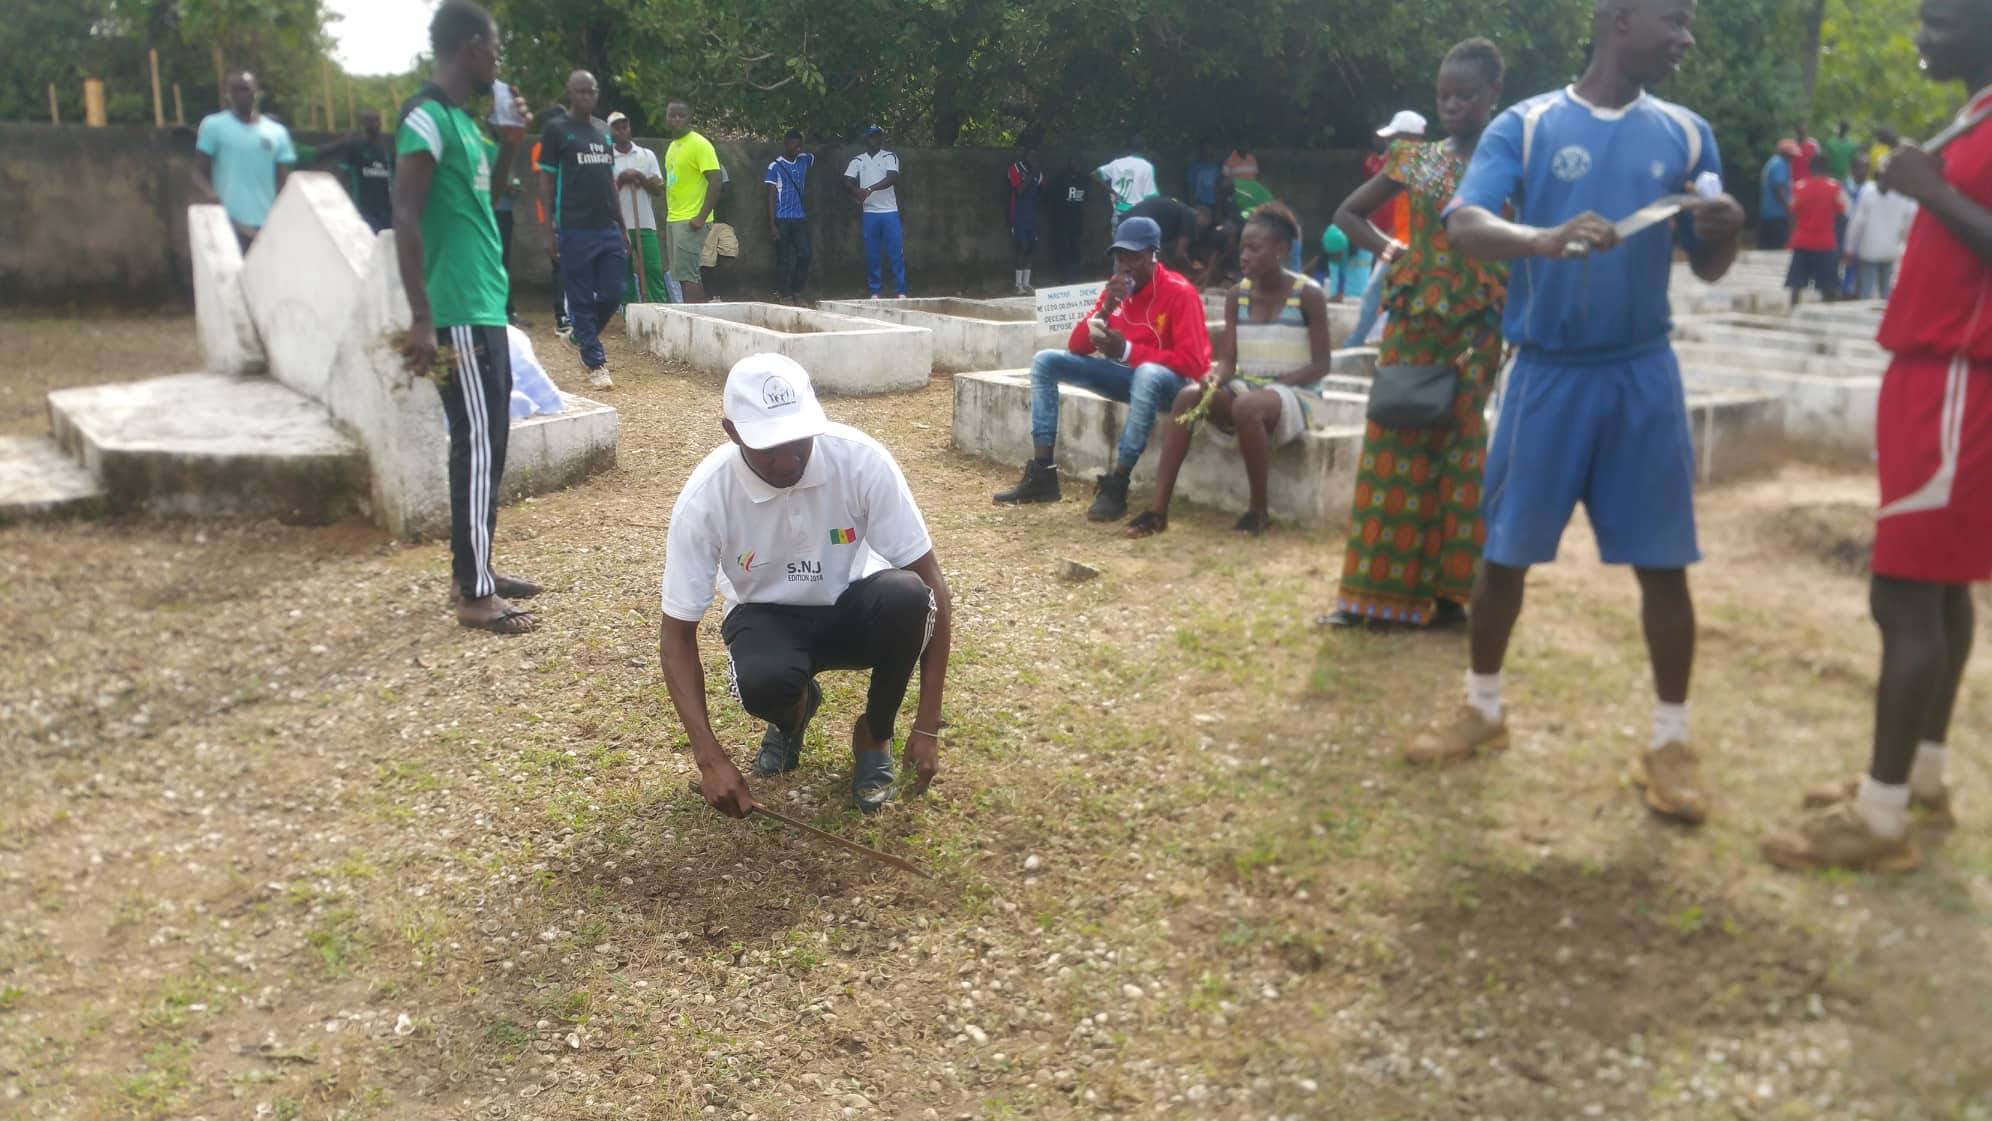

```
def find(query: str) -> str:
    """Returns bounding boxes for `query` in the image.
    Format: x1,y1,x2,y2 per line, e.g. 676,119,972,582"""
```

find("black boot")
1087,473,1130,522
995,459,1061,504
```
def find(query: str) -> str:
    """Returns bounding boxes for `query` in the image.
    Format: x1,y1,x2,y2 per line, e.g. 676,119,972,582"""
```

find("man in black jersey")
536,70,628,390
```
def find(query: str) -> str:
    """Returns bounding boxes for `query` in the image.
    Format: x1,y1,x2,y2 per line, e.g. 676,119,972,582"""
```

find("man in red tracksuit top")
1763,0,1992,873
994,215,1213,521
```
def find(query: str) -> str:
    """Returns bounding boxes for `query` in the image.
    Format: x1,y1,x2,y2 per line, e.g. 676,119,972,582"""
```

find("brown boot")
1405,706,1509,765
1762,803,1921,873
1800,775,1955,828
1630,740,1708,825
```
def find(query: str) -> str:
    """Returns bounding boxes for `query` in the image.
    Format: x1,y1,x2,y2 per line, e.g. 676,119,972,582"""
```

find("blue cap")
863,124,885,136
1111,216,1162,253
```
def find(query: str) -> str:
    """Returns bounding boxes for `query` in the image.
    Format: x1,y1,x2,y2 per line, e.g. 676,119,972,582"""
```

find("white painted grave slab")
625,302,931,394
189,204,264,376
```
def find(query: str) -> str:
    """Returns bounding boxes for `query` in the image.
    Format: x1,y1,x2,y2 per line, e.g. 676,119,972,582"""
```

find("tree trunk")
1798,0,1827,106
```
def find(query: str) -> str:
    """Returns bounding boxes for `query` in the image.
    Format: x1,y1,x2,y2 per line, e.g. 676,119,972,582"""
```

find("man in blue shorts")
1404,0,1746,827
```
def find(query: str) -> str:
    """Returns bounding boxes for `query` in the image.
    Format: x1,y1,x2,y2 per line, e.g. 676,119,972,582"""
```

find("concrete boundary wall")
0,123,1369,308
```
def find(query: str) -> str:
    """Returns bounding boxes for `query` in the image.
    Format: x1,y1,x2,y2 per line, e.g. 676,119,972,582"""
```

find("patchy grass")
1,315,1990,1119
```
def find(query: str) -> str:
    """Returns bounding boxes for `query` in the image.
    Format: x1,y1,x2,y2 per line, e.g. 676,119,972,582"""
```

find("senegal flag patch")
828,527,857,545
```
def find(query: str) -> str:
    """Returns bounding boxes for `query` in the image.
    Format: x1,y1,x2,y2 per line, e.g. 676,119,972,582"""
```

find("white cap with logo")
1378,110,1428,138
723,354,828,449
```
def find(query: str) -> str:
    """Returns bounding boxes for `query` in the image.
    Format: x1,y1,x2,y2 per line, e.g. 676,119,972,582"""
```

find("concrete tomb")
820,297,1039,372
952,365,1785,527
189,204,264,377
9,172,620,535
626,301,932,394
1672,312,1884,457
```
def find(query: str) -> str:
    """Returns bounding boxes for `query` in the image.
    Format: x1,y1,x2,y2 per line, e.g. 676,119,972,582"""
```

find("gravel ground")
1,313,1989,1120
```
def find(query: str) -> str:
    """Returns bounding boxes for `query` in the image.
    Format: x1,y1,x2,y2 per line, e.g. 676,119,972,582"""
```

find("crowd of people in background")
1758,119,1919,305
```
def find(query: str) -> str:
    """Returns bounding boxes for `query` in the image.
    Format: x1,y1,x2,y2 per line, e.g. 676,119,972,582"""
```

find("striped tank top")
1234,270,1321,388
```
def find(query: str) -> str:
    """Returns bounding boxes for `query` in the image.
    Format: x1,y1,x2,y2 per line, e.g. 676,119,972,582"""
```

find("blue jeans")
1348,256,1390,346
862,211,907,295
1028,349,1190,470
558,226,627,370
1854,259,1895,299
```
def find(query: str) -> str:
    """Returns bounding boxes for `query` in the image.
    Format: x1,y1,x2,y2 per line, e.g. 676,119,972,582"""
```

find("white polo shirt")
613,143,663,229
845,150,900,213
661,423,934,621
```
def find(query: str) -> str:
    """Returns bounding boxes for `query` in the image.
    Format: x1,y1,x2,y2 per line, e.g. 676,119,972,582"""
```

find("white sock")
1465,671,1502,724
1854,775,1911,839
1022,269,1032,287
1015,269,1025,288
1651,701,1689,750
1910,741,1948,799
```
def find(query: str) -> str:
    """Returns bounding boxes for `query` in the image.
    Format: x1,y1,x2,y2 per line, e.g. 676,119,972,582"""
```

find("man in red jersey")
1764,0,1992,872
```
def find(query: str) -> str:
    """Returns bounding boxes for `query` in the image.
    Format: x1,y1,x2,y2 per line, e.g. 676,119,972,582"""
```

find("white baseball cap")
1378,110,1427,137
724,354,828,449
606,110,628,126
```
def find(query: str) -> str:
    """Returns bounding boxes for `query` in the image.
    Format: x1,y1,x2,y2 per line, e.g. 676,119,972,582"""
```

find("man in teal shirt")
193,71,297,247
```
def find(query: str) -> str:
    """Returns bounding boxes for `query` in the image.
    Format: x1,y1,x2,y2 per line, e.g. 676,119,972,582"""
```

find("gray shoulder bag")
1365,361,1457,428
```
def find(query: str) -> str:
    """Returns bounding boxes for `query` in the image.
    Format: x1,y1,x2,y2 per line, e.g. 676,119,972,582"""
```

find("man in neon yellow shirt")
663,99,723,303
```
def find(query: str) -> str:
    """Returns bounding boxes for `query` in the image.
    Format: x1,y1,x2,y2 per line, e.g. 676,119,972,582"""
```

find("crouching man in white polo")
659,354,952,817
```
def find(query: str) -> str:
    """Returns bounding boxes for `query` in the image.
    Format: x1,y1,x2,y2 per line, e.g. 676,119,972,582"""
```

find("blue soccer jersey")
1447,86,1721,361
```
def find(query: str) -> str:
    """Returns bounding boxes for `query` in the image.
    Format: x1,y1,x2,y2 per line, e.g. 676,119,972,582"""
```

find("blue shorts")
1482,346,1700,569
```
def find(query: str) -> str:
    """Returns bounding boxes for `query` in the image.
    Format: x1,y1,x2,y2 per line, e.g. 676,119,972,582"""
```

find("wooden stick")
48,83,59,124
687,781,932,878
173,83,185,126
149,49,164,127
346,80,356,133
212,45,225,108
83,78,107,128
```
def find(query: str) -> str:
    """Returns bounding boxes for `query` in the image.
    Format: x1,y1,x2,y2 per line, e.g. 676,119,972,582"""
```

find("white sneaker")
869,293,884,301
893,292,908,299
587,367,614,390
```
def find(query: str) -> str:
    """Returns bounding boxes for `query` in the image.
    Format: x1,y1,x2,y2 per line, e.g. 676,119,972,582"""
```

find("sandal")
1124,510,1169,538
1233,511,1272,536
458,607,537,635
1315,609,1399,633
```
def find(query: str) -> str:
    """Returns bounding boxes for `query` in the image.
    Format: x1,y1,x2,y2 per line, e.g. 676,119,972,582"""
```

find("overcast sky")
326,0,437,77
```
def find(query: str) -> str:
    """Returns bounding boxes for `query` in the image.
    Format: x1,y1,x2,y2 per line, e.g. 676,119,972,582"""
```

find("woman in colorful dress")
1320,38,1509,631
1127,202,1331,537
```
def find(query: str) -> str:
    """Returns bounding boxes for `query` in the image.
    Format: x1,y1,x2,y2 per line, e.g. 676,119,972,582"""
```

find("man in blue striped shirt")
764,131,814,303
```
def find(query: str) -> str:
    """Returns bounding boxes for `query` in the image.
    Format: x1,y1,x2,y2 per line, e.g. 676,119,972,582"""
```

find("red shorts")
1873,352,1992,584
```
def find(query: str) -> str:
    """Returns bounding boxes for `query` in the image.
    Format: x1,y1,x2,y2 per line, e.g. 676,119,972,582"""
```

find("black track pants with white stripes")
437,324,512,600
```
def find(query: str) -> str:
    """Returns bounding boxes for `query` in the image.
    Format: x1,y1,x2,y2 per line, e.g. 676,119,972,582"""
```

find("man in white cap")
659,354,953,817
608,111,667,304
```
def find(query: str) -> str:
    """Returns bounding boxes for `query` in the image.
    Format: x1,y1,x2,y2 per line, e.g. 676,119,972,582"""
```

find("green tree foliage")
1654,0,1804,201
0,0,411,131
1812,0,1957,143
487,0,1598,146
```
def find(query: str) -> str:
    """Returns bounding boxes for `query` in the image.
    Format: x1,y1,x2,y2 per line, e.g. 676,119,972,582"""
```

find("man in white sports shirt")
844,125,908,298
608,111,667,304
660,355,953,816
1097,138,1160,216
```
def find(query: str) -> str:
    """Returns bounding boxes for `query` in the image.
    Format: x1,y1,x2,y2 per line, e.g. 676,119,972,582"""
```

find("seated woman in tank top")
1126,202,1332,537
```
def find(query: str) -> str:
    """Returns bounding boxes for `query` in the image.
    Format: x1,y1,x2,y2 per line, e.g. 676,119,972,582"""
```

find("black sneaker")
751,680,821,777
994,459,1061,505
1087,473,1130,522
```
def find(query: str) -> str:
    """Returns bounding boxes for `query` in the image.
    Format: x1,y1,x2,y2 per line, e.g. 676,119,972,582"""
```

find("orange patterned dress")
1334,140,1508,625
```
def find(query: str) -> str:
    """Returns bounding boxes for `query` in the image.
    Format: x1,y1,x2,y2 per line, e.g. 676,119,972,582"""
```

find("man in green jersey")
393,0,541,635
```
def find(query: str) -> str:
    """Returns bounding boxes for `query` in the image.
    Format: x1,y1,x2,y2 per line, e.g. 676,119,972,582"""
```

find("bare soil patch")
2,315,1989,1120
